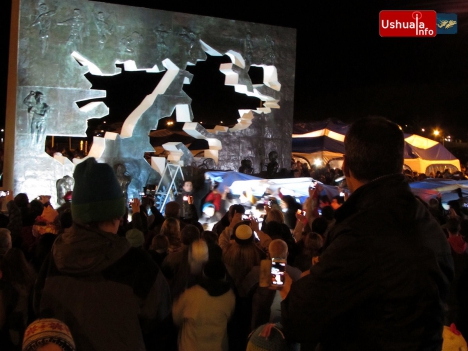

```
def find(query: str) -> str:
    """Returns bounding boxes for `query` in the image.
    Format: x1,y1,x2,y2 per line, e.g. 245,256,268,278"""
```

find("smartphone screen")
271,258,286,286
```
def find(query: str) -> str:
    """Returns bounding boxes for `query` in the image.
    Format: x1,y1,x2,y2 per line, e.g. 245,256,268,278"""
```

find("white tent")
403,134,460,175
292,120,460,175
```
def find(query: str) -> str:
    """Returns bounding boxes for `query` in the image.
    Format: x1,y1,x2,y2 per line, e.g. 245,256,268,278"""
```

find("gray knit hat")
71,158,126,224
126,229,145,248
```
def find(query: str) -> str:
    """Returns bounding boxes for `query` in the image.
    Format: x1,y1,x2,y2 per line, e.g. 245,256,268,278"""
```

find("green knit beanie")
71,158,126,224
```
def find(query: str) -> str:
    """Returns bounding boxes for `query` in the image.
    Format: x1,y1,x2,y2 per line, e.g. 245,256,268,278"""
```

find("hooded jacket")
172,276,235,351
35,223,171,351
281,174,454,351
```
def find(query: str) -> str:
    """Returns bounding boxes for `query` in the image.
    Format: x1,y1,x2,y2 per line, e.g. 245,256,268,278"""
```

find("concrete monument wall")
6,0,296,204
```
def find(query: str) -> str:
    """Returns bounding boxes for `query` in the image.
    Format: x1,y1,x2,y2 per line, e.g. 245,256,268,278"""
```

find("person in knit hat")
22,318,75,351
34,157,171,351
218,213,272,255
223,221,265,290
233,222,254,245
246,323,289,351
125,228,145,248
70,158,126,225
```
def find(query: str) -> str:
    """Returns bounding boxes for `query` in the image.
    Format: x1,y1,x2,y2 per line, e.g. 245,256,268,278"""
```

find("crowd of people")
0,116,466,351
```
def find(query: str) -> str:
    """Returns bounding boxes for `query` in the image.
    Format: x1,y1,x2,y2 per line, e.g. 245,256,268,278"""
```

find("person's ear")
342,156,350,177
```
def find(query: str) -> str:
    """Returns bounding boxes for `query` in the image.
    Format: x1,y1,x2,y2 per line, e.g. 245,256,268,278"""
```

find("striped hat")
247,323,288,351
22,318,75,351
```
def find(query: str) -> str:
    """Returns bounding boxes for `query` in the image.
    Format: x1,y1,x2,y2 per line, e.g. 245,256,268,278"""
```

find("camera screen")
271,259,286,285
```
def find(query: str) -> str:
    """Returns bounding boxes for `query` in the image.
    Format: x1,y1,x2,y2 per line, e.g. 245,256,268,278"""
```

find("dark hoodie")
35,223,171,351
197,276,231,297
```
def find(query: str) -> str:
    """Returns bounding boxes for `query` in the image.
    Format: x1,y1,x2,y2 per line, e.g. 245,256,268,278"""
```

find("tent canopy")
292,119,347,155
292,119,460,174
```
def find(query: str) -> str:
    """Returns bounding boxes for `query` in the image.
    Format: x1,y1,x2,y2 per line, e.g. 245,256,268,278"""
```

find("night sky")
2,0,468,139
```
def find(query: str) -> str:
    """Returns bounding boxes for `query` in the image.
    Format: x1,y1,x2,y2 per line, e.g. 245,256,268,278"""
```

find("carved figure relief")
94,11,114,50
263,34,275,64
179,27,198,59
120,31,143,55
114,163,131,201
31,3,56,56
245,32,254,65
23,91,50,151
57,8,89,52
153,23,171,62
12,1,293,208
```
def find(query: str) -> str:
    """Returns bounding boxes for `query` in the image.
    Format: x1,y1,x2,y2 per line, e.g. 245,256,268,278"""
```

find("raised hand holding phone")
295,210,307,224
131,198,141,213
229,212,243,229
250,216,260,233
308,184,316,198
277,272,292,299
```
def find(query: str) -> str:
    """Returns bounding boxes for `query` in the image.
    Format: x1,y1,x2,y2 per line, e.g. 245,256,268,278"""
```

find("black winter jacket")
281,174,454,351
35,223,171,351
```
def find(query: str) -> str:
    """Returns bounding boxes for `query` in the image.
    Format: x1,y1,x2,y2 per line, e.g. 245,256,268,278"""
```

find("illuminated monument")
5,0,296,204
